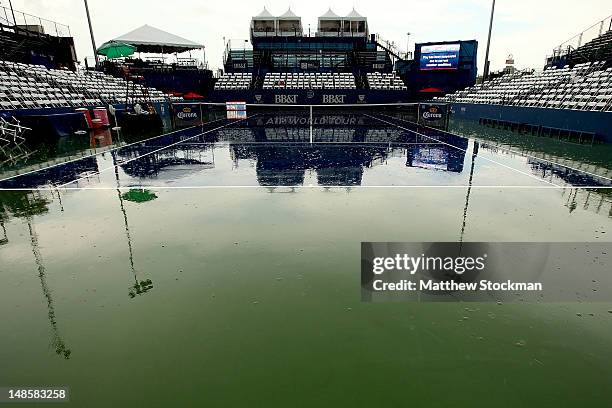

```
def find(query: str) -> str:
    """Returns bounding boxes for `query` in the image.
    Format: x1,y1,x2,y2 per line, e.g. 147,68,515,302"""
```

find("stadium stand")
262,73,356,89
437,62,612,112
0,59,177,110
214,73,252,90
366,72,407,90
569,30,612,64
0,5,76,71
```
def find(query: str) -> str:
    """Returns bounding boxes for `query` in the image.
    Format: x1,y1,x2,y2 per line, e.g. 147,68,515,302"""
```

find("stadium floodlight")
83,0,99,68
7,0,17,26
483,0,496,82
406,33,411,59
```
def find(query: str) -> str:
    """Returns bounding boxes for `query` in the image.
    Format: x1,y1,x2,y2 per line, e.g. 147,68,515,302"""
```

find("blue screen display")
420,43,461,70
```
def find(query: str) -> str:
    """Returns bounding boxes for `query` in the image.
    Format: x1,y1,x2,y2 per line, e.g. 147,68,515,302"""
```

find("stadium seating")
366,72,407,90
0,59,175,111
437,62,612,112
569,30,612,64
214,73,252,90
262,73,356,89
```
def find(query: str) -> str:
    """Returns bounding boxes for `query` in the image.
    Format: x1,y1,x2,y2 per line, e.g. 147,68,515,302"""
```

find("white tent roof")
253,7,275,20
345,8,366,20
278,8,300,20
319,8,341,20
111,24,203,53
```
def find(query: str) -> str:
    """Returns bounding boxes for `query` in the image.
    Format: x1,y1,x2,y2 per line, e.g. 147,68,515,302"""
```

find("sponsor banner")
266,93,369,105
232,60,248,70
322,94,347,104
420,43,460,70
226,101,247,120
361,242,612,302
299,61,320,71
210,90,418,105
418,103,449,129
274,94,299,104
173,103,201,127
255,115,364,126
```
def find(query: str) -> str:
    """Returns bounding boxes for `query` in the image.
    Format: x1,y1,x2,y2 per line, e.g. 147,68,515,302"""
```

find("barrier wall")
451,103,612,143
208,89,411,105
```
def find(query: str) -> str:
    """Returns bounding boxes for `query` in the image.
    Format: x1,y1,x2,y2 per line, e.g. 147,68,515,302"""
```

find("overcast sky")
4,0,611,73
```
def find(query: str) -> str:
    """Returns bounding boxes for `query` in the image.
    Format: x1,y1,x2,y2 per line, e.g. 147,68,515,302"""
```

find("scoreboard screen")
420,43,461,70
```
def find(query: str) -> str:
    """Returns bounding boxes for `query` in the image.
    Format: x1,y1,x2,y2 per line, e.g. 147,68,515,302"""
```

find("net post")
309,105,313,144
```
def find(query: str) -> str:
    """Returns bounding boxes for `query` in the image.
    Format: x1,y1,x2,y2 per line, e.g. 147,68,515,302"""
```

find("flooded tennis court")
1,111,612,407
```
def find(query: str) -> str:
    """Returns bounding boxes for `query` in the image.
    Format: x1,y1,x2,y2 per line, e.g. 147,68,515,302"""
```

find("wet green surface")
1,186,611,407
1,117,612,407
450,119,612,172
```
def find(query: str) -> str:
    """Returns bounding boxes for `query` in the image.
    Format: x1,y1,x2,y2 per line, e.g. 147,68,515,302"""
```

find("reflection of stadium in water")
100,115,471,186
230,142,467,186
231,144,393,186
407,144,467,173
0,156,99,189
116,144,215,179
527,157,612,187
477,141,612,188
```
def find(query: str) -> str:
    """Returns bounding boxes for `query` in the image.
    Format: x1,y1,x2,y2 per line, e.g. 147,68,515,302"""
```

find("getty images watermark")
361,243,612,302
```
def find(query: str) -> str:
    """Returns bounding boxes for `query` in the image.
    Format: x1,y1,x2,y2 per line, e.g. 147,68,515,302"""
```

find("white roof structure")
319,8,341,20
111,25,203,53
253,7,274,20
345,8,366,20
278,8,299,20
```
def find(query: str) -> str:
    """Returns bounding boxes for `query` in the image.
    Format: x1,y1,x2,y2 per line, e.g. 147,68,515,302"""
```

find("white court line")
472,137,612,182
178,141,444,145
1,185,611,192
57,114,258,188
383,113,612,183
175,102,420,108
367,113,561,188
0,118,228,183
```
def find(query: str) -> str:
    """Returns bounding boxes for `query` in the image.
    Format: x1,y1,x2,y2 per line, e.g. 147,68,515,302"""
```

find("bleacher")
569,30,612,64
366,72,407,90
0,59,177,111
214,73,252,90
262,73,356,89
437,62,612,112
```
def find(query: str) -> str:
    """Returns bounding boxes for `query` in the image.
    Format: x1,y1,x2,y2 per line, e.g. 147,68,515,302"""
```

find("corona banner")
173,103,202,127
418,103,450,130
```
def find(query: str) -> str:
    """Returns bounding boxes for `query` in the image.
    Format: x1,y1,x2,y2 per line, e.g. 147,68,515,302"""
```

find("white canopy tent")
343,8,368,36
277,8,302,35
317,8,342,36
109,24,204,54
251,7,302,37
251,7,276,37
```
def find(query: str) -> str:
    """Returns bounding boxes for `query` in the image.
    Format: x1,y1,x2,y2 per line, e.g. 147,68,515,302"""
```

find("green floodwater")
1,117,612,407
1,186,611,407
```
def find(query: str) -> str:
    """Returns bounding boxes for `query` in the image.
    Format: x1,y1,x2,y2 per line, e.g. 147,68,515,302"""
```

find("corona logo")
422,106,443,120
177,106,197,120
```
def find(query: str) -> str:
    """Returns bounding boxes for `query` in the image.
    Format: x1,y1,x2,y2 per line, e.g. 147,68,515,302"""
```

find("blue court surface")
1,112,611,191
